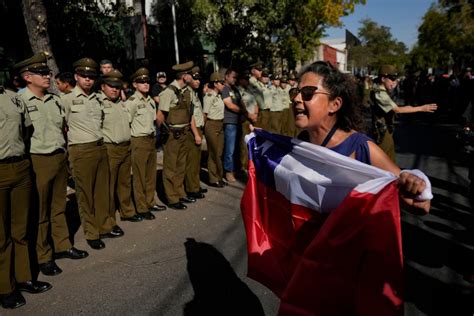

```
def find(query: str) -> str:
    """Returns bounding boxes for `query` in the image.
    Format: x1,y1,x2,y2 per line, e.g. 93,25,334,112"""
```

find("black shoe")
151,204,167,211
86,239,105,250
39,261,62,276
140,212,155,220
199,187,208,194
208,182,224,188
99,229,124,239
187,192,205,199
180,196,196,203
120,214,144,222
112,225,124,235
220,180,229,186
16,280,52,294
54,247,89,260
0,290,25,309
169,202,187,210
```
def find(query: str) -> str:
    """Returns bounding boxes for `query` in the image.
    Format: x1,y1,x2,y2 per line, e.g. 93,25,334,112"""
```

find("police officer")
126,68,166,219
99,69,144,225
185,66,206,199
280,75,292,136
62,58,119,250
371,65,438,161
258,69,272,130
286,71,298,137
203,72,226,187
0,85,51,309
269,74,284,134
15,53,88,276
248,61,264,128
158,61,198,209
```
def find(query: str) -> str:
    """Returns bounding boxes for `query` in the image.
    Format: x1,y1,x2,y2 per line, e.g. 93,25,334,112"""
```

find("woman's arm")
368,141,431,214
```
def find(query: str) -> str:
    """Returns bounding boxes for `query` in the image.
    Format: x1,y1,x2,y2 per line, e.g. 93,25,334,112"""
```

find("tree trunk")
21,0,59,92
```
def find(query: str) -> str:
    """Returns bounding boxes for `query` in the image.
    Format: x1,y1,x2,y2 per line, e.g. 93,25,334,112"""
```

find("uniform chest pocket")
103,107,114,115
137,106,148,115
71,103,85,113
28,109,42,121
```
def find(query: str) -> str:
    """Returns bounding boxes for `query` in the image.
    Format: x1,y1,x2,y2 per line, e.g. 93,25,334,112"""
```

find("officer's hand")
248,113,258,123
422,103,438,113
195,134,202,146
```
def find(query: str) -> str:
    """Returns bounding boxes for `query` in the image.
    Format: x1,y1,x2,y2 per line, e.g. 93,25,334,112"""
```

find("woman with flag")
290,61,431,214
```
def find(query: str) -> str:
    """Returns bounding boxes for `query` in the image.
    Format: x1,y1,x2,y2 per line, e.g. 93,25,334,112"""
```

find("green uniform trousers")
131,136,157,212
257,110,271,130
31,152,71,264
106,142,136,223
287,107,298,137
0,159,32,294
240,120,251,171
204,120,224,184
269,111,283,134
68,142,110,240
185,128,202,194
163,128,193,204
379,130,396,162
280,109,290,136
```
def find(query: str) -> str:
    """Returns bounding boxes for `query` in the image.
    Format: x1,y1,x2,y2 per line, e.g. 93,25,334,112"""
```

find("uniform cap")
288,72,297,80
73,57,98,75
250,61,263,71
102,69,123,88
14,52,51,73
156,71,167,78
379,65,398,78
273,74,281,80
130,67,150,82
280,75,288,83
209,72,224,82
261,68,270,77
172,61,194,74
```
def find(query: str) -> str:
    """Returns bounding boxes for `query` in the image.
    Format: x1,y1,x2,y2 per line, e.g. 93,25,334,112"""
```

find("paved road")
3,116,474,315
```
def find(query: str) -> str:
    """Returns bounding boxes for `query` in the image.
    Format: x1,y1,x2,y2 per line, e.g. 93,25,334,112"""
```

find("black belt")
69,139,104,147
207,119,223,122
261,109,270,112
0,155,26,164
32,148,65,156
107,141,131,146
132,134,155,139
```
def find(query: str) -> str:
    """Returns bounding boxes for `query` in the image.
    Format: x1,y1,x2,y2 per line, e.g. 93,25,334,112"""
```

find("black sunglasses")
289,86,330,101
77,73,97,80
192,74,201,80
135,79,150,84
214,80,225,84
30,69,52,77
386,75,398,81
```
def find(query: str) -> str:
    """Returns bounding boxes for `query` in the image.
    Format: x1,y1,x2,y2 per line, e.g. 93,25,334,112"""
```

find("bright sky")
325,0,436,49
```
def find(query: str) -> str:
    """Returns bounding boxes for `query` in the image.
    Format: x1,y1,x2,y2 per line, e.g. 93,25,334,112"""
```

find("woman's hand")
398,172,430,214
194,134,202,146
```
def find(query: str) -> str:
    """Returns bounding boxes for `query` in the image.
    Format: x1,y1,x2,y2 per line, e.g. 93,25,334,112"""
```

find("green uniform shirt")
270,86,285,112
125,90,156,137
62,86,103,145
18,87,65,154
249,76,265,110
261,83,273,110
203,90,224,120
191,89,204,128
374,84,397,113
283,85,292,110
238,86,257,115
0,88,31,159
99,92,131,144
158,80,181,113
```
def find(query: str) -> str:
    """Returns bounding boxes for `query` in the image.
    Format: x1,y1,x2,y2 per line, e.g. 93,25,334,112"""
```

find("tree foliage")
410,0,474,71
154,0,365,69
348,18,408,74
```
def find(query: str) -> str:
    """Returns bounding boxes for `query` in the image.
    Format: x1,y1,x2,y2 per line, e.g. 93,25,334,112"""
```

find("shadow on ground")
183,238,264,316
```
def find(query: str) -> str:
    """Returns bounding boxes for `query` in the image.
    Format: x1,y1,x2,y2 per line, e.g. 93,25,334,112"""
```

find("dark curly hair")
297,61,364,132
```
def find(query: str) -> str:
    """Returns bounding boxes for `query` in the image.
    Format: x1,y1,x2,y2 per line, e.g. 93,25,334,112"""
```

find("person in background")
54,72,75,94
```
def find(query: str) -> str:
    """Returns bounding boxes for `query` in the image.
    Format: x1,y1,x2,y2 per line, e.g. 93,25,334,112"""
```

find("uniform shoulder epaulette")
128,96,135,101
206,93,213,97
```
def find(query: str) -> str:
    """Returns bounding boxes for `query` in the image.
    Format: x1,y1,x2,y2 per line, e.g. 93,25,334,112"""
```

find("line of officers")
0,52,298,309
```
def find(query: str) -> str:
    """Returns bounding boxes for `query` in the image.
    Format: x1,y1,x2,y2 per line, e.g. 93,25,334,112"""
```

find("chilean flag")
241,129,404,316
